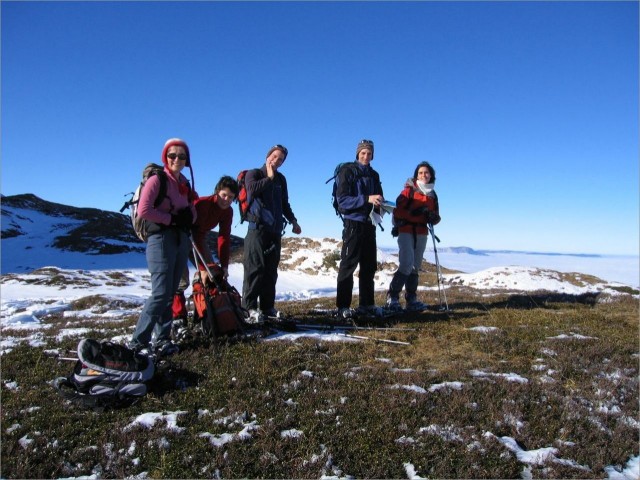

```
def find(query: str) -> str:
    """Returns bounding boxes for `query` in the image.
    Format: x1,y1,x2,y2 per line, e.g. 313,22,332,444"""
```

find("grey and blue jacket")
336,162,383,223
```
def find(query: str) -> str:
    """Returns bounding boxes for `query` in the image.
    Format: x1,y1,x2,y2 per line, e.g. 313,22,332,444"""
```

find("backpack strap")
153,171,169,208
244,168,267,225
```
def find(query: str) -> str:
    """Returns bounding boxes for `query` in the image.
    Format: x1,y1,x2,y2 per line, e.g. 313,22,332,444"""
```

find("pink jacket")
137,167,197,226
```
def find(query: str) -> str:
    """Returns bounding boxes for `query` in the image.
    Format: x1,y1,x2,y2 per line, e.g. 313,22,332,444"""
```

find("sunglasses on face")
167,153,187,161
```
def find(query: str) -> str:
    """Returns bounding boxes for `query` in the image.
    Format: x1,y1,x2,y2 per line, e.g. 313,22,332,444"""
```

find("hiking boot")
337,307,356,320
406,298,429,312
356,305,385,318
127,341,151,356
386,297,403,312
154,340,179,357
262,308,284,319
246,309,265,324
171,319,185,342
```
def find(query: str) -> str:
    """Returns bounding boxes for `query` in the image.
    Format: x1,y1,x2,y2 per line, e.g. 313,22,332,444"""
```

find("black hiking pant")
242,227,281,312
336,219,377,309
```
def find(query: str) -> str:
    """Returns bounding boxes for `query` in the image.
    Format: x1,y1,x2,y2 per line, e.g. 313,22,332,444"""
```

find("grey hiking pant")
388,232,427,300
131,228,190,348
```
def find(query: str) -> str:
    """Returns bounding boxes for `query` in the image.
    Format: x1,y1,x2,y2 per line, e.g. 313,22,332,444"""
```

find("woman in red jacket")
386,162,441,311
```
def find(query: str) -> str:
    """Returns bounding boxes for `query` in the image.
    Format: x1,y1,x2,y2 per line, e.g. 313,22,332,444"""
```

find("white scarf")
416,181,434,195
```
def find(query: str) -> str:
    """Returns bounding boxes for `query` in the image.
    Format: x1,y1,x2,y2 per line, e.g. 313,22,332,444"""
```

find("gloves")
426,211,440,224
409,206,439,224
171,208,194,229
409,206,428,217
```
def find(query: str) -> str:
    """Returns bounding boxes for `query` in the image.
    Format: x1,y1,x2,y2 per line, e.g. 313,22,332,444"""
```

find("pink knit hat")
162,138,191,167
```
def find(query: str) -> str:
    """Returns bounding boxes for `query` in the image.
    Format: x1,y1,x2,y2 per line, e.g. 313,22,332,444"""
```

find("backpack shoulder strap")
397,184,417,212
343,161,360,176
250,167,264,180
153,170,168,208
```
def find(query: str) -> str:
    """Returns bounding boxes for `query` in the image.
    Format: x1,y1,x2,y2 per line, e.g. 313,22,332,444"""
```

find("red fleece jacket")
192,194,233,269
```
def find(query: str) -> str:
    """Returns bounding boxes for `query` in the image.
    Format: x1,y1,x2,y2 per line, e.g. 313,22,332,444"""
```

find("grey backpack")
120,163,168,242
54,338,155,411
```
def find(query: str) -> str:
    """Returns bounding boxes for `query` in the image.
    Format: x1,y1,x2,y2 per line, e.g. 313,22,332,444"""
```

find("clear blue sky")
2,1,638,255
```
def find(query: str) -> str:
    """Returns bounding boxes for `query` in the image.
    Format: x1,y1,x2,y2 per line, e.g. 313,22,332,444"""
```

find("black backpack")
54,339,155,411
120,163,169,242
325,162,362,221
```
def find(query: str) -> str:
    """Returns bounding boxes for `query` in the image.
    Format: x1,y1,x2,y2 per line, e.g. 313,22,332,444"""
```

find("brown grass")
1,286,638,479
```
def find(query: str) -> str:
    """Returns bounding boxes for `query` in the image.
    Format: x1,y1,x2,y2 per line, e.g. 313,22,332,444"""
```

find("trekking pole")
191,238,248,333
191,239,223,289
427,223,450,312
190,238,223,341
340,332,411,346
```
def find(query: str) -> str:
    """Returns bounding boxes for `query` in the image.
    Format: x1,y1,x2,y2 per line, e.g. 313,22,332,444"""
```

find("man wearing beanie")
335,139,385,320
242,144,302,323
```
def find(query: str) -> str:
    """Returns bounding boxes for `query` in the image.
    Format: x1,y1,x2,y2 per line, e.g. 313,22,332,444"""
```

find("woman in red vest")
386,162,441,311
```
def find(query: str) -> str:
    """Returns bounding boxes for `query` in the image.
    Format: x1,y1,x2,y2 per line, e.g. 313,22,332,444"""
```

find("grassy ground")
1,287,638,479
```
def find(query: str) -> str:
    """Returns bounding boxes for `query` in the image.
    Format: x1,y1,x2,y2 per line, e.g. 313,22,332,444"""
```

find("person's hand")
199,270,209,285
410,206,428,217
426,211,440,225
171,208,193,229
368,195,383,207
292,222,302,235
266,161,275,179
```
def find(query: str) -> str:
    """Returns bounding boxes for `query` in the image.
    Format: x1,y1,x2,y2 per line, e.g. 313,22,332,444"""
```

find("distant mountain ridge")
1,194,635,290
440,246,602,258
440,246,488,256
1,193,243,259
2,193,142,255
480,249,602,258
2,193,606,259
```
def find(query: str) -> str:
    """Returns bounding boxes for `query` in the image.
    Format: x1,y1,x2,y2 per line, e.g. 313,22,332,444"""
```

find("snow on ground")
1,243,634,348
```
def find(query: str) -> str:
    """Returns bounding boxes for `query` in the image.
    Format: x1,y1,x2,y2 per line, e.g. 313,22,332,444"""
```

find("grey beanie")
355,139,374,159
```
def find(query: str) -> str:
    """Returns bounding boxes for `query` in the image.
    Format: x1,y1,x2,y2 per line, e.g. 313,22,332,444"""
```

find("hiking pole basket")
428,223,450,312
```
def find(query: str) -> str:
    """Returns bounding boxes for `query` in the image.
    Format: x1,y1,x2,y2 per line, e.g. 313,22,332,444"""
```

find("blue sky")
2,1,638,255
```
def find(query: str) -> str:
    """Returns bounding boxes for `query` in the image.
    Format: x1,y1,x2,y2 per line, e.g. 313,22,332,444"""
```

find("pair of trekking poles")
428,223,450,312
189,238,249,340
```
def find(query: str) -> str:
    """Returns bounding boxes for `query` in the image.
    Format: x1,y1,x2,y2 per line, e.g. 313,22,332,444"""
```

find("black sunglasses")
167,153,187,161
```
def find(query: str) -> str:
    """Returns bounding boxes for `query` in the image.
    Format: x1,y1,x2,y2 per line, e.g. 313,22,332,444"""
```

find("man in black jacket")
242,145,301,323
335,139,385,319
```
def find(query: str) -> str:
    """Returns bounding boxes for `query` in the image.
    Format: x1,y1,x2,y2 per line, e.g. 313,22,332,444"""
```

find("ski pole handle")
428,223,441,243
